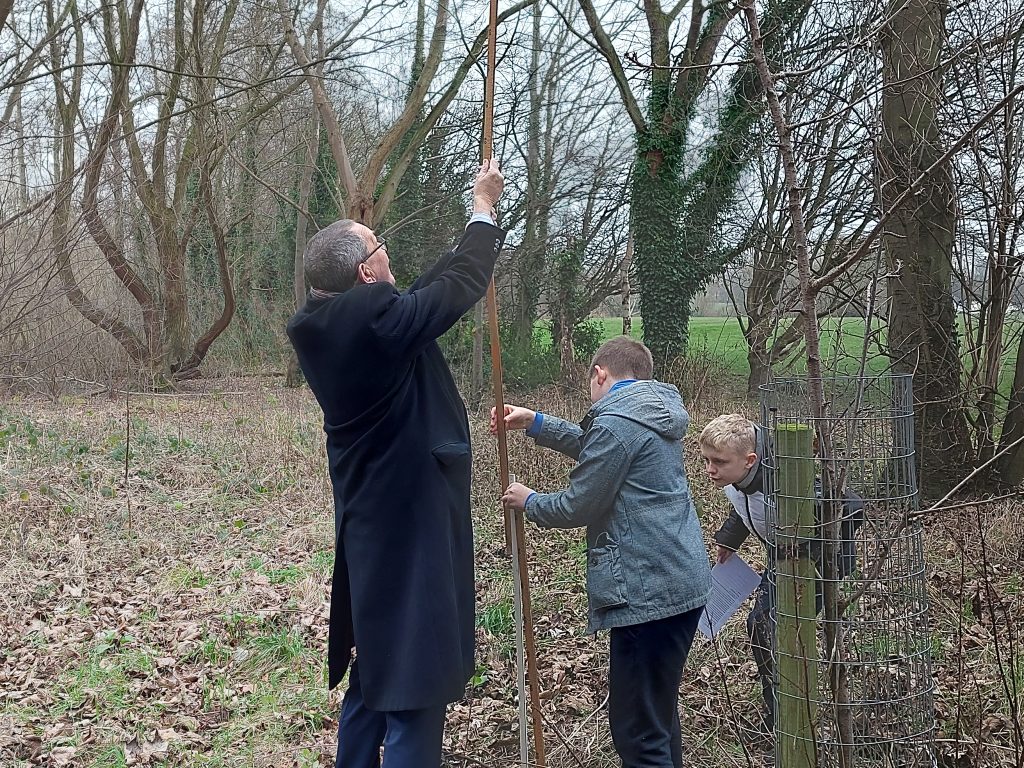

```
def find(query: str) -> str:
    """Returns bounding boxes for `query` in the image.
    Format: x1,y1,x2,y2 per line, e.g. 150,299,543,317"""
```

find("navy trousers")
336,661,447,768
608,606,703,768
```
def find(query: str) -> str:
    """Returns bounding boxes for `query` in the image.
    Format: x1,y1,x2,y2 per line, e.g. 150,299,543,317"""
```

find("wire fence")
760,374,935,767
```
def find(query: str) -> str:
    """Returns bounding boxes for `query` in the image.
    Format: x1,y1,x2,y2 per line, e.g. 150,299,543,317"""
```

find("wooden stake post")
775,422,818,768
482,1,546,764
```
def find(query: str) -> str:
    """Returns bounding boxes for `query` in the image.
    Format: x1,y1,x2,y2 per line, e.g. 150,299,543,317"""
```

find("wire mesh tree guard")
759,374,935,767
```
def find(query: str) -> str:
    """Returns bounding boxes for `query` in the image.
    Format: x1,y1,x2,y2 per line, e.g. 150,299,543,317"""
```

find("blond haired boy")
699,413,863,734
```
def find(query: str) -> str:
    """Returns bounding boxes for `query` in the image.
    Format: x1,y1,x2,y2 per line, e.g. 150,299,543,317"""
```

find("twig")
915,490,1024,516
909,434,1024,519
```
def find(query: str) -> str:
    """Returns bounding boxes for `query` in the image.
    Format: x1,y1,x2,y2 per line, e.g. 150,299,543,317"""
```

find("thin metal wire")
509,473,529,768
760,374,936,767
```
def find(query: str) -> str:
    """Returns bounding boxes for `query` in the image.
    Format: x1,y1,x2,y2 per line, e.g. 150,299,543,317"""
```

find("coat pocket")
431,442,472,517
587,542,628,611
431,441,470,466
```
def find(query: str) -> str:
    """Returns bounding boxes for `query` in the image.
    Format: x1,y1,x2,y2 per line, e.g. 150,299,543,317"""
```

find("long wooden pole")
482,2,546,764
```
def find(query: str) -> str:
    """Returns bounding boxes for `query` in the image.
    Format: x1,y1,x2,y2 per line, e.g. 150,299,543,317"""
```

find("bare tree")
946,0,1024,483
40,0,295,380
495,0,631,354
725,43,877,395
279,0,536,227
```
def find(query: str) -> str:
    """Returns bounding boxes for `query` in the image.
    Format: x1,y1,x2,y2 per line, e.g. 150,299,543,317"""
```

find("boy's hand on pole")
502,482,533,513
489,404,536,434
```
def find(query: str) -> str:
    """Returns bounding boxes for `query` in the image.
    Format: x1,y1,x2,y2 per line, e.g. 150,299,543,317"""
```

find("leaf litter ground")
1,378,1022,766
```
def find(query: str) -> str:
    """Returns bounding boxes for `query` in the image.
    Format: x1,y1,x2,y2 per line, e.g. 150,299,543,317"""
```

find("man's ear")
594,364,607,385
745,451,758,470
357,262,376,285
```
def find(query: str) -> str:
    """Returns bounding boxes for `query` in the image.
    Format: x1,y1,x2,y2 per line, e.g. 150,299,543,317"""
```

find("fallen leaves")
1,387,1023,768
125,728,178,765
46,745,77,765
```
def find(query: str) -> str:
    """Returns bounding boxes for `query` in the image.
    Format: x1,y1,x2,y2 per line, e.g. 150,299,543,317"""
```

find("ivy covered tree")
576,0,808,371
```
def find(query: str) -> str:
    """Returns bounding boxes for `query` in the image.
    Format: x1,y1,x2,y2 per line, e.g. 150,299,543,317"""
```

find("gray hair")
303,219,367,292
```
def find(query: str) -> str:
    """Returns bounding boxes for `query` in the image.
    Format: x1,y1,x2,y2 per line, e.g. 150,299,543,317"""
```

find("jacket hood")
733,423,765,495
589,380,688,440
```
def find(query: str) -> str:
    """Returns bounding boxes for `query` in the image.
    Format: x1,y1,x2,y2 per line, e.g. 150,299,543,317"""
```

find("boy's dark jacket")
287,222,505,711
713,435,865,577
525,381,712,633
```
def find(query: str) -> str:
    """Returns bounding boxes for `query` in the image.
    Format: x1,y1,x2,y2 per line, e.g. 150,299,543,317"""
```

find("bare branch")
277,0,360,213
814,80,1024,291
574,0,646,133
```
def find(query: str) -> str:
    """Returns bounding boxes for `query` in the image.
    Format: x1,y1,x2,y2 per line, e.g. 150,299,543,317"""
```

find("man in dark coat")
287,160,505,766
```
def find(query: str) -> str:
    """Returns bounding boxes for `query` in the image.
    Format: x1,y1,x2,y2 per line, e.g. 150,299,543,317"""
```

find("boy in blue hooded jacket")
499,336,711,768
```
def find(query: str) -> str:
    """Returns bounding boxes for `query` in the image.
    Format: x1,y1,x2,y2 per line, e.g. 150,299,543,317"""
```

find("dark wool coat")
287,221,505,711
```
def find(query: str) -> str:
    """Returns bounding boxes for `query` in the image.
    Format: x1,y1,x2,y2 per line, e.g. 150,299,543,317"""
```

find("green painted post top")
776,422,812,433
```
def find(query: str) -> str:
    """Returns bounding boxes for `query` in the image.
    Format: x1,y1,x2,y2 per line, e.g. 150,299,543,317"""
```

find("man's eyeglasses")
362,237,387,263
345,235,387,291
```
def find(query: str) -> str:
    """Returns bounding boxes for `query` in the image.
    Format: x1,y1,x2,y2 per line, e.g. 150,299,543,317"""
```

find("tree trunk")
880,0,973,493
976,263,1008,466
162,235,191,372
633,135,691,372
746,323,771,397
996,332,1024,486
992,92,1024,484
975,98,1019,469
13,20,27,206
745,315,804,397
558,306,575,380
174,161,236,377
512,1,547,348
287,113,319,388
621,229,634,337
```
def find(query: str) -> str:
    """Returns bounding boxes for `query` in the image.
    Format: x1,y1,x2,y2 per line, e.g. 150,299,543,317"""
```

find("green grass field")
553,316,889,378
582,317,1021,393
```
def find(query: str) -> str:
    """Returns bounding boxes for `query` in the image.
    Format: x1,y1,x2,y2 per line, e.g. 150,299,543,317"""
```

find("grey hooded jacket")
524,381,712,633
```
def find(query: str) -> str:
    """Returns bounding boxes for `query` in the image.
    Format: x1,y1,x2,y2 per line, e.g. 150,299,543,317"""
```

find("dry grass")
0,378,1021,767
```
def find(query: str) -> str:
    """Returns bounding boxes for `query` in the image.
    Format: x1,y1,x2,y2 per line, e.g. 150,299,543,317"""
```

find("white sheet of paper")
698,554,763,639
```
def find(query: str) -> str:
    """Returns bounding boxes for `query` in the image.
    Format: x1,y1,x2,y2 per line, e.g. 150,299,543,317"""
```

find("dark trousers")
748,569,825,725
608,606,703,768
748,574,777,723
336,661,447,768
